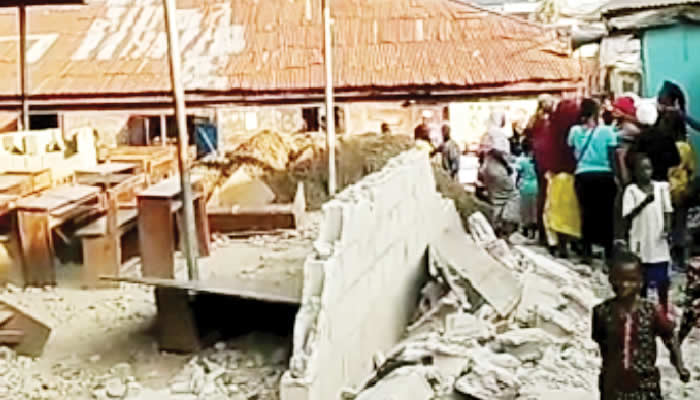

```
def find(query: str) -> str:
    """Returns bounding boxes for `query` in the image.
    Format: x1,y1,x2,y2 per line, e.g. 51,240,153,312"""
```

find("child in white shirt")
622,154,673,311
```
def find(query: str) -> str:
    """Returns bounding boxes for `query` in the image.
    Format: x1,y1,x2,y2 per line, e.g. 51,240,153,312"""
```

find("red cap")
613,97,636,118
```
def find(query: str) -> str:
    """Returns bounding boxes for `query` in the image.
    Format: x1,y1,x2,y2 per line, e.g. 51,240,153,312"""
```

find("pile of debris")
196,131,413,210
349,212,602,400
156,333,289,400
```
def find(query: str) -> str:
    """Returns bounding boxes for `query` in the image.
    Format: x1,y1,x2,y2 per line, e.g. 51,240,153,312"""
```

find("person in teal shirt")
568,98,620,263
517,139,538,239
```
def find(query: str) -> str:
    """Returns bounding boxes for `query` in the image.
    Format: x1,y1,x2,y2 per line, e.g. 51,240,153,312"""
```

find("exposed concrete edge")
280,149,463,400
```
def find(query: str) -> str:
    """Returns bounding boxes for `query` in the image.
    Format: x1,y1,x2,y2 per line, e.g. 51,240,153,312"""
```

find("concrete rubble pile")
162,335,289,400
351,212,602,400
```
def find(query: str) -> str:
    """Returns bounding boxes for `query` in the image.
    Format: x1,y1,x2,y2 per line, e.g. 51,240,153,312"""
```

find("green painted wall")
642,23,700,123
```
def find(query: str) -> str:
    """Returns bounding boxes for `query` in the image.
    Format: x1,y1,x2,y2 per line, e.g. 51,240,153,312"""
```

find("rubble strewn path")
351,212,700,400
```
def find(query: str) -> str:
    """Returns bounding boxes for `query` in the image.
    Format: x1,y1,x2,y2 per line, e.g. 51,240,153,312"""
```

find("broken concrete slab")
355,369,434,400
430,230,522,317
492,328,559,363
208,168,275,208
514,246,578,287
530,389,596,400
444,312,493,341
454,356,520,400
467,212,497,246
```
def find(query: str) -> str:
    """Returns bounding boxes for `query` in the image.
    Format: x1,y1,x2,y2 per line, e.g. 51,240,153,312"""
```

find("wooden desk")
16,184,101,287
76,207,138,289
0,175,32,197
75,162,136,182
137,177,209,279
3,169,52,194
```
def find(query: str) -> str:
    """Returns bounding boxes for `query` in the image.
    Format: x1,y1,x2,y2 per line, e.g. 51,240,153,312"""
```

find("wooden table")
74,162,136,183
3,169,52,194
102,147,177,185
137,177,210,279
15,184,101,287
0,175,32,197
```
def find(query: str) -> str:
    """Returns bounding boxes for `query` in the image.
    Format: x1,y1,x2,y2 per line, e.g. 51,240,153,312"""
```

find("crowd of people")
468,82,700,399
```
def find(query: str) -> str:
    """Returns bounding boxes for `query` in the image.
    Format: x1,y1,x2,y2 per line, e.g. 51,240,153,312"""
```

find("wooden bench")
76,207,139,289
15,184,101,287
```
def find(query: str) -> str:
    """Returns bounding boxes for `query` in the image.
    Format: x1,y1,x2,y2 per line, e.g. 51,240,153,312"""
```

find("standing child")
622,154,673,311
516,139,538,239
593,251,689,400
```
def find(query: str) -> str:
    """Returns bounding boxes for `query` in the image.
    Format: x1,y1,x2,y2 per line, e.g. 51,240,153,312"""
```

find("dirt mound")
198,131,414,210
432,162,490,229
226,130,292,171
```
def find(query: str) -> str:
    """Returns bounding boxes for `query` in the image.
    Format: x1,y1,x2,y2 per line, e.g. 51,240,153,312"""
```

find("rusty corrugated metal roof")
0,0,580,98
0,1,85,7
601,0,700,14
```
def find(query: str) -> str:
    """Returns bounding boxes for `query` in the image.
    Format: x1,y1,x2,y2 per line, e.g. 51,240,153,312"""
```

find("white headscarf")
485,110,510,154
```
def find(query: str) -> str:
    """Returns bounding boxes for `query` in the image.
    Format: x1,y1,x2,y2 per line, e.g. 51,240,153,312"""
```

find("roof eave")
0,80,582,111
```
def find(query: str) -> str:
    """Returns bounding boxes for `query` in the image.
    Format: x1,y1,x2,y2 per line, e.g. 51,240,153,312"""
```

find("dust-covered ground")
0,213,322,400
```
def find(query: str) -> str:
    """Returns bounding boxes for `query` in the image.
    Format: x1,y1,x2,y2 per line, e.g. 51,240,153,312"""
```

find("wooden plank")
17,211,55,287
154,288,200,353
6,213,26,287
194,196,210,257
74,162,137,176
5,169,51,194
75,209,138,237
138,177,181,199
100,275,301,305
0,195,17,217
0,175,32,196
208,210,296,233
17,185,99,212
75,173,133,188
138,175,202,199
81,234,120,289
138,197,175,279
0,301,51,357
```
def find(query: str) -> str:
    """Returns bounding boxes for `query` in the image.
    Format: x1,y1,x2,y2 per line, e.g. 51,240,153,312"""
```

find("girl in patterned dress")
592,251,689,399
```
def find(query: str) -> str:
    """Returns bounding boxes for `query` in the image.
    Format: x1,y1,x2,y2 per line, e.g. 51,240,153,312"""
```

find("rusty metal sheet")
0,1,84,7
0,0,580,100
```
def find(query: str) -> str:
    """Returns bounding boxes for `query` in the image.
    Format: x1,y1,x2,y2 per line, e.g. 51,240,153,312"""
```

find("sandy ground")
0,212,319,400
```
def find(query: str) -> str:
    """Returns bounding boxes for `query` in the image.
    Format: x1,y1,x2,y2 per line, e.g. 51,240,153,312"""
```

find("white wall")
280,149,462,400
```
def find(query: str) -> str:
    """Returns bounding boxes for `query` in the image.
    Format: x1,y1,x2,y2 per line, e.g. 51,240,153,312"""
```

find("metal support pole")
162,0,199,280
160,114,167,146
323,0,336,196
18,6,29,131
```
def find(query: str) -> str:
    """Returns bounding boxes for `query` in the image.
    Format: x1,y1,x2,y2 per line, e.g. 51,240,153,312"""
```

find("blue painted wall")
642,23,700,123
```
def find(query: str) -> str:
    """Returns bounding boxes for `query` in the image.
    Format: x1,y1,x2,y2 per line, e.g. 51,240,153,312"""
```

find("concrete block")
302,258,325,301
339,202,356,246
280,372,313,400
355,369,434,400
319,200,344,244
319,256,344,307
431,230,522,317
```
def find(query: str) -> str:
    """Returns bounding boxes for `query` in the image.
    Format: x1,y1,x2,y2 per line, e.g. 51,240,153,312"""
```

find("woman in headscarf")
479,110,520,236
569,98,619,264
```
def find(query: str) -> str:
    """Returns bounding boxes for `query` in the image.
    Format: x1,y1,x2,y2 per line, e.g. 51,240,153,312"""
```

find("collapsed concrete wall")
280,149,462,400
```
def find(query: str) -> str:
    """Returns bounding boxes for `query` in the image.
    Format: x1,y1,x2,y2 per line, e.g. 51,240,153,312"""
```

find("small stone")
105,378,127,398
89,355,101,363
0,347,15,361
170,380,191,394
110,363,132,379
214,342,226,351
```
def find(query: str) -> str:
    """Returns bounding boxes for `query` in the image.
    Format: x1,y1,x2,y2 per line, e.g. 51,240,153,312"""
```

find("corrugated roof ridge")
601,0,700,14
449,0,547,31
